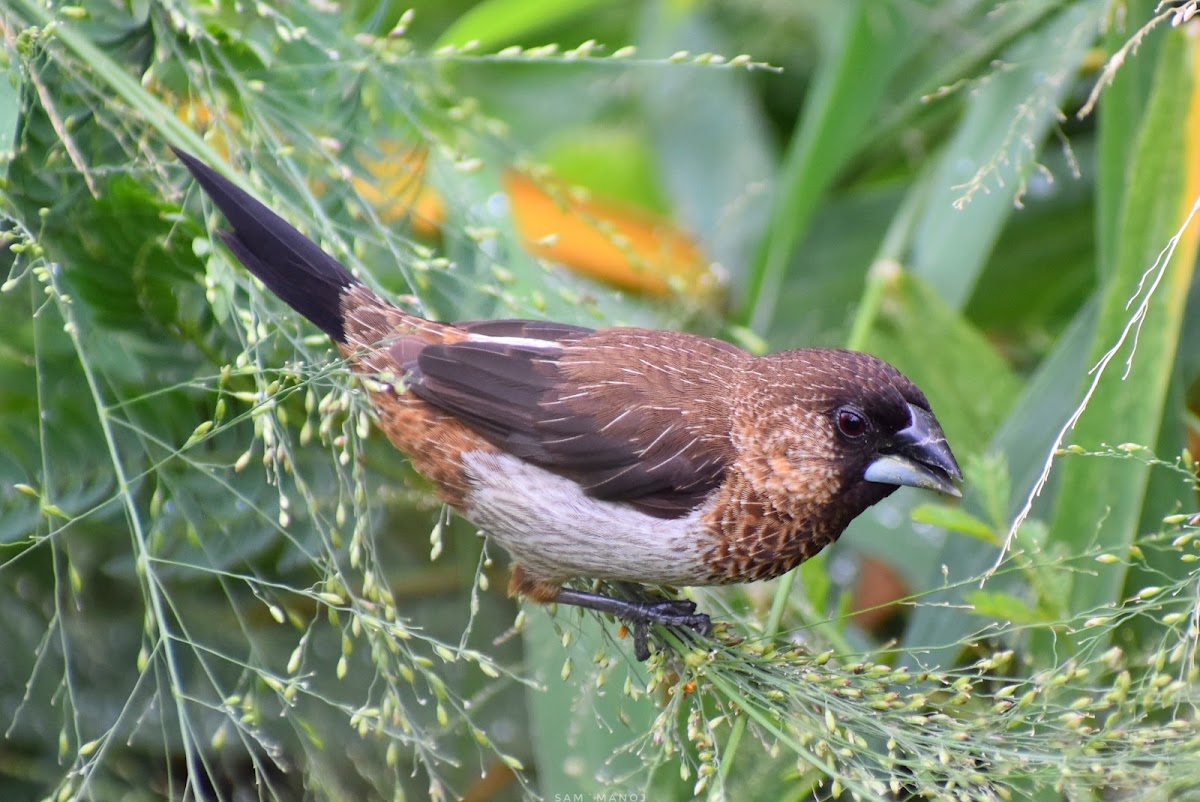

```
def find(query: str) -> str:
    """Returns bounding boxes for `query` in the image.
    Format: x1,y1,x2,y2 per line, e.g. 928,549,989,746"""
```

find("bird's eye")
835,407,868,439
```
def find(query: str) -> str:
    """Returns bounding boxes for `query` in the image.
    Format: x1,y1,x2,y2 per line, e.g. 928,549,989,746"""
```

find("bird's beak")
863,403,963,497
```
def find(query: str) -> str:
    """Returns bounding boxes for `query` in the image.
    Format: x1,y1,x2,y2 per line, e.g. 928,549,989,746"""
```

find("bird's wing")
457,318,595,340
403,326,744,519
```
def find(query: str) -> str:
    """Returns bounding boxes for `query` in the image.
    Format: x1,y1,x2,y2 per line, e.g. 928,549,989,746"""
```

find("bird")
173,148,963,659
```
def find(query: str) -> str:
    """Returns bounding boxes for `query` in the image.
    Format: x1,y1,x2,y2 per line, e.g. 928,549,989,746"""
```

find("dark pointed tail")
173,148,358,343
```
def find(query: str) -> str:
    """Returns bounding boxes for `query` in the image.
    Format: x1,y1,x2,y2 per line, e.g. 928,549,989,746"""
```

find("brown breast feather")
696,349,909,583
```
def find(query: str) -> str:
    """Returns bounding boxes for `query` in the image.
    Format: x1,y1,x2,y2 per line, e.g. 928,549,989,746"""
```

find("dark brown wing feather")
457,319,594,340
412,342,559,443
407,326,746,518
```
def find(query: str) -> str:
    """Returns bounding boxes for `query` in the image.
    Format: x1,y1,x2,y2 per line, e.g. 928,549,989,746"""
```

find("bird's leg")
553,587,712,660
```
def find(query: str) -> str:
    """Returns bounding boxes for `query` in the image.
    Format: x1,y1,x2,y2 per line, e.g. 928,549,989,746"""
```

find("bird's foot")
552,588,711,660
622,599,712,661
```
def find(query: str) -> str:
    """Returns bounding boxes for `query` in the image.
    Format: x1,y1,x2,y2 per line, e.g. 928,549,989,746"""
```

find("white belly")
460,451,711,586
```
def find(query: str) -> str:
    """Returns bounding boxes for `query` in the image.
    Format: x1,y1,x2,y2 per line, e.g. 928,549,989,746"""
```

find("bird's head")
737,348,962,520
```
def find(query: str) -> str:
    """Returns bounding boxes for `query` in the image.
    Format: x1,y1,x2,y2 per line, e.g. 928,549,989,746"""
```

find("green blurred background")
2,0,1199,800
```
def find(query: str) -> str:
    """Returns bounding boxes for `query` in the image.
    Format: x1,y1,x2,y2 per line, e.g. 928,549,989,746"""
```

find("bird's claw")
624,600,712,661
550,588,711,660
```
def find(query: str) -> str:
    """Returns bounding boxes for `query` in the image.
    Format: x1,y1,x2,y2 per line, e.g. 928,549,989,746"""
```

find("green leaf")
964,590,1053,625
64,176,205,336
0,52,19,155
912,503,996,545
521,611,672,800
901,301,1096,659
964,140,1096,339
962,452,1014,533
1049,24,1200,634
435,0,607,50
766,184,905,348
1095,0,1162,280
910,1,1105,309
800,550,833,619
540,125,670,213
740,0,921,331
636,4,776,274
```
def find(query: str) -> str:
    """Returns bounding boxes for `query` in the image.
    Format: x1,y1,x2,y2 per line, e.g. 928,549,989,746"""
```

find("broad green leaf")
964,141,1096,339
962,452,1015,533
1050,24,1200,631
800,550,833,620
965,590,1053,625
862,0,1064,159
540,125,670,214
8,0,220,164
636,3,776,276
435,0,607,50
902,300,1096,658
1095,0,1162,280
740,0,925,332
0,54,18,155
766,183,905,349
522,613,666,800
912,503,996,544
910,1,1105,309
61,176,205,336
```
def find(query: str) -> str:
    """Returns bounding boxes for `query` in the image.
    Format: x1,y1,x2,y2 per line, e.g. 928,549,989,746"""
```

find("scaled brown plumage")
175,149,962,659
